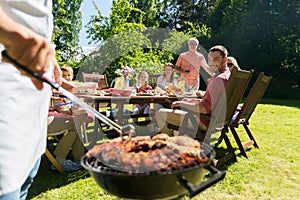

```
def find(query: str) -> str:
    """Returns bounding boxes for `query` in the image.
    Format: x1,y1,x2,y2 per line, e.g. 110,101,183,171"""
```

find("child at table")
133,71,153,116
49,66,88,171
52,66,85,116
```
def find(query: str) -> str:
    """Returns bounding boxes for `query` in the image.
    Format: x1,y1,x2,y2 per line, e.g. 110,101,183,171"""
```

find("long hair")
137,71,149,86
163,63,175,82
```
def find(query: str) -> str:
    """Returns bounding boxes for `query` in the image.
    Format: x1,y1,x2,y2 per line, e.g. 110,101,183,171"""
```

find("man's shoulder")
179,51,189,56
195,51,204,57
181,51,204,58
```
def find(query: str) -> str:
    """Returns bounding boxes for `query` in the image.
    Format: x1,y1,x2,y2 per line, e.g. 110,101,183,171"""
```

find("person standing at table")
175,37,214,92
0,1,61,200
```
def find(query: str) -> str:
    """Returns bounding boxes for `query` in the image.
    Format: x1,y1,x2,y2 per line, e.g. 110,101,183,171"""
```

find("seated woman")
156,63,177,90
154,63,178,111
227,56,240,72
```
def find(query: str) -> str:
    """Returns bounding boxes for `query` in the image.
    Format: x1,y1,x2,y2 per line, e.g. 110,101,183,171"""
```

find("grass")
27,98,300,199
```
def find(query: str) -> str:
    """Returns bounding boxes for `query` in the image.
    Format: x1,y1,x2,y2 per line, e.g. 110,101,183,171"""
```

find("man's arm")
0,6,61,89
196,90,206,98
200,58,215,77
171,100,208,114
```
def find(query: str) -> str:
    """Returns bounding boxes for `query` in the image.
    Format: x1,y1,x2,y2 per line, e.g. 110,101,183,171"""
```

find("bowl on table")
109,88,133,96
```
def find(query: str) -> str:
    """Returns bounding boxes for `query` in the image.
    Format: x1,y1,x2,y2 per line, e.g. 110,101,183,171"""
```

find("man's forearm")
172,101,208,114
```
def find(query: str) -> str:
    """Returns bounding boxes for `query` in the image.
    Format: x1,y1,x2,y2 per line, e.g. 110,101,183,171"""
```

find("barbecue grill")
0,54,226,200
82,141,225,199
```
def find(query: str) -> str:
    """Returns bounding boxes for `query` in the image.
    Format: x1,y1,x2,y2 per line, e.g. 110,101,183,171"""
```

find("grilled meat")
86,135,207,173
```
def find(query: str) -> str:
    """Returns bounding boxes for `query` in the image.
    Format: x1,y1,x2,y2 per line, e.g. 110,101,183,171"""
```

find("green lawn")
28,99,300,199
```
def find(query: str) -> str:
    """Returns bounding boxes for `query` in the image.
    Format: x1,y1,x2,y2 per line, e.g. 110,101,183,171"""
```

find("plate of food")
109,88,133,96
136,93,154,96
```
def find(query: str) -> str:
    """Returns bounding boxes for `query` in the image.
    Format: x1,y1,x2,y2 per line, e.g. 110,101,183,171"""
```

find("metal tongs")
2,50,135,138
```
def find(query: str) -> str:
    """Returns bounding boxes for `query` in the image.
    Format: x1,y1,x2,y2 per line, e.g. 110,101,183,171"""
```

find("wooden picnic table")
76,93,197,125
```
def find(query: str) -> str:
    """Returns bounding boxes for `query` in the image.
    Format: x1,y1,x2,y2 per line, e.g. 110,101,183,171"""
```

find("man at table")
175,37,214,92
156,45,231,138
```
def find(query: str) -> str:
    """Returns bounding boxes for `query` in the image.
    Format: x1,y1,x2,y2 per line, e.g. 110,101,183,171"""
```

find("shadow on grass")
257,98,300,109
213,146,237,170
27,156,90,199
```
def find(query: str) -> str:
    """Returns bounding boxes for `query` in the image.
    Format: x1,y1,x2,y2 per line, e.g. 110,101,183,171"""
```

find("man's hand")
171,101,195,109
182,98,202,104
171,100,206,114
175,66,190,73
0,7,61,90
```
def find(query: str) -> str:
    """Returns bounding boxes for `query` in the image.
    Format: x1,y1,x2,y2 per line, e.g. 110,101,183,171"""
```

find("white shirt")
0,0,53,195
156,75,178,90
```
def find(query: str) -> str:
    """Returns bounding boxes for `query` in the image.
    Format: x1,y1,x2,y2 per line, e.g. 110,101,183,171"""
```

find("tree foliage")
52,0,83,66
79,0,299,98
82,0,211,84
208,0,300,98
83,1,182,83
86,0,145,44
128,0,164,27
80,27,186,84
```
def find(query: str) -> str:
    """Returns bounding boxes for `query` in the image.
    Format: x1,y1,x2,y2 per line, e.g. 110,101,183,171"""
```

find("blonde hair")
138,71,149,79
137,71,149,86
227,56,240,69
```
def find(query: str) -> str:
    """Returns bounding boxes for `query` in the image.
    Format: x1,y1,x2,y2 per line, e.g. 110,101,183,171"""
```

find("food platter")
136,93,154,96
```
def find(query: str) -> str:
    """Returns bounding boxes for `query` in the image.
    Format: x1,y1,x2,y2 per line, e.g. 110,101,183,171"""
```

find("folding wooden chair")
82,72,110,116
82,72,109,89
229,72,272,158
170,68,254,166
97,74,109,89
45,129,68,173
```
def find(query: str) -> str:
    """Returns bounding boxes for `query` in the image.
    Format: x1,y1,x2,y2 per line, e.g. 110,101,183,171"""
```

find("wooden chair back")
167,68,254,166
205,68,254,137
233,72,272,126
206,68,254,165
82,72,109,89
229,72,272,158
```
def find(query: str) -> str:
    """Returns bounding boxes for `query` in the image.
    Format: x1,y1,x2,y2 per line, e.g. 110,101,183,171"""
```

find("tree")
52,0,83,66
159,0,216,31
83,0,216,84
86,0,145,44
84,1,168,82
128,0,164,27
208,0,300,98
